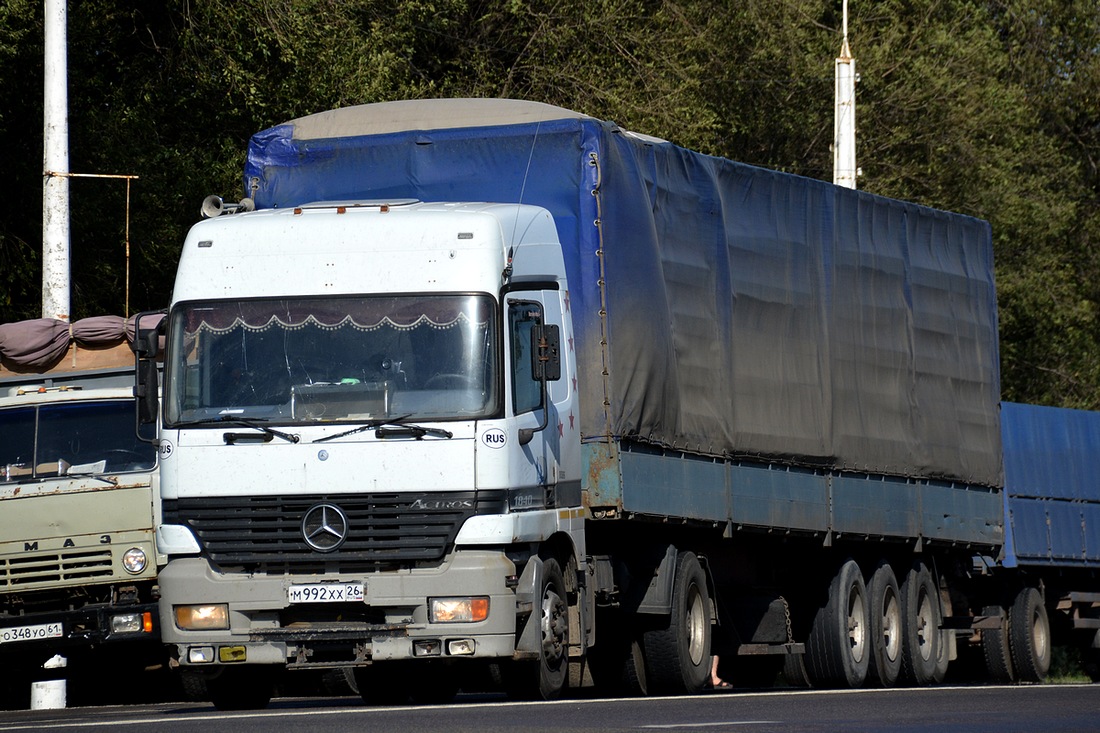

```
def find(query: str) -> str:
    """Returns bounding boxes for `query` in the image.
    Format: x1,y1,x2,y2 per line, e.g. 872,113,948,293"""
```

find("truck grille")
162,491,507,574
0,549,114,588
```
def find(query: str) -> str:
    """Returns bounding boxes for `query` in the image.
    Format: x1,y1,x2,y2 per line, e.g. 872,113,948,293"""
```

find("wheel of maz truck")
865,559,902,687
206,666,276,711
899,560,940,685
804,558,870,688
642,550,712,695
980,605,1015,682
1009,587,1051,682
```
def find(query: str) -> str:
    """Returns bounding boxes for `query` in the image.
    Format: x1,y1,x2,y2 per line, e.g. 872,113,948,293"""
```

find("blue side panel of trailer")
1002,402,1100,568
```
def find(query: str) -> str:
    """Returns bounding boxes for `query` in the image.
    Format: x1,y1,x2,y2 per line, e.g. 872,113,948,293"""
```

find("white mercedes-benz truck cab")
148,201,585,707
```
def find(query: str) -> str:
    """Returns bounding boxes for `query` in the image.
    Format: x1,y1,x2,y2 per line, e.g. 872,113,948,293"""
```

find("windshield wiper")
66,472,119,487
375,424,454,440
175,415,300,444
313,415,414,444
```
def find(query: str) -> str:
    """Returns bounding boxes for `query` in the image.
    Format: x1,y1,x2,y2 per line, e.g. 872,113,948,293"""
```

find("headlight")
175,604,229,630
121,547,148,574
430,597,489,623
110,612,143,634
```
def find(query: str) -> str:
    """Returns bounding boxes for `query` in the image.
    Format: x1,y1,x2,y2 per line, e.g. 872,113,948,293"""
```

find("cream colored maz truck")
0,337,162,707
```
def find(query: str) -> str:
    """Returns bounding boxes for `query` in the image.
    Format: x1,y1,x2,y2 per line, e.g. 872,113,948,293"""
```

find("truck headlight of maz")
111,611,154,635
174,604,230,630
121,547,148,574
430,597,489,623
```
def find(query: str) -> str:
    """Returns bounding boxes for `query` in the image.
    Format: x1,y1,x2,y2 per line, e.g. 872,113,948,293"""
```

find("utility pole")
833,0,858,189
42,0,70,321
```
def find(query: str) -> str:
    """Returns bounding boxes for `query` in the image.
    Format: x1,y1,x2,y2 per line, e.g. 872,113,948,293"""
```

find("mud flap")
515,555,544,655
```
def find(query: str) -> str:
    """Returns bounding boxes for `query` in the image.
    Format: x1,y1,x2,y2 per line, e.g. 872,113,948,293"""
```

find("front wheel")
206,666,276,711
506,556,570,701
642,551,711,695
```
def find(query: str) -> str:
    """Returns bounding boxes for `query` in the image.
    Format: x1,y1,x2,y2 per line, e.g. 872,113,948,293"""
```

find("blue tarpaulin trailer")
245,99,1003,549
1002,402,1100,567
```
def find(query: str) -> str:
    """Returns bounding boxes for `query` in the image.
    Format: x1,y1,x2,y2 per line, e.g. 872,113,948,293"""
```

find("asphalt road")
1,684,1098,733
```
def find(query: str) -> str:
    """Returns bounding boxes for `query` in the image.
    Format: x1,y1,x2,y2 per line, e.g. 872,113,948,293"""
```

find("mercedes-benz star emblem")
301,503,349,553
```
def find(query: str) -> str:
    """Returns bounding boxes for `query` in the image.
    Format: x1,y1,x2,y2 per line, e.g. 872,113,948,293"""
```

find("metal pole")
42,0,70,321
42,172,140,317
833,0,858,189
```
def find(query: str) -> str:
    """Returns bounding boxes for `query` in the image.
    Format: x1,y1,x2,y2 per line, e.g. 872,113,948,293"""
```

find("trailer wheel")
642,550,711,694
1009,587,1050,682
981,605,1015,682
900,560,940,685
866,559,902,687
206,666,276,711
805,558,870,688
782,653,812,688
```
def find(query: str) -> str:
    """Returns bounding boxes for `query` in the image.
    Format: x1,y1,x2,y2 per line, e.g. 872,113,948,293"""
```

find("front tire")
642,551,712,694
206,666,276,711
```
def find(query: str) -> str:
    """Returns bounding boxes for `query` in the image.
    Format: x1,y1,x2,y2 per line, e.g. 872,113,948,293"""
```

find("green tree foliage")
0,0,1096,406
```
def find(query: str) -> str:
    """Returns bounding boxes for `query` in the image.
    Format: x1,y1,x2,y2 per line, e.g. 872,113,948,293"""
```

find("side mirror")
530,324,561,382
136,356,159,425
131,312,164,432
519,323,561,446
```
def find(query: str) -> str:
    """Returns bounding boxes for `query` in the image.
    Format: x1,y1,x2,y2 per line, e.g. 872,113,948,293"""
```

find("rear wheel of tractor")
622,636,650,696
587,610,648,696
981,605,1015,682
642,551,712,694
804,558,870,688
206,666,276,711
1009,587,1051,682
866,559,902,687
900,561,940,686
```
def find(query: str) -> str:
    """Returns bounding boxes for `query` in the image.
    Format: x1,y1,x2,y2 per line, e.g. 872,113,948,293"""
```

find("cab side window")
509,301,543,416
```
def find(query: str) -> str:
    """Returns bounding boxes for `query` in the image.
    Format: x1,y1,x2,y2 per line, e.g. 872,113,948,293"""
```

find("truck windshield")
0,401,157,482
164,294,499,425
